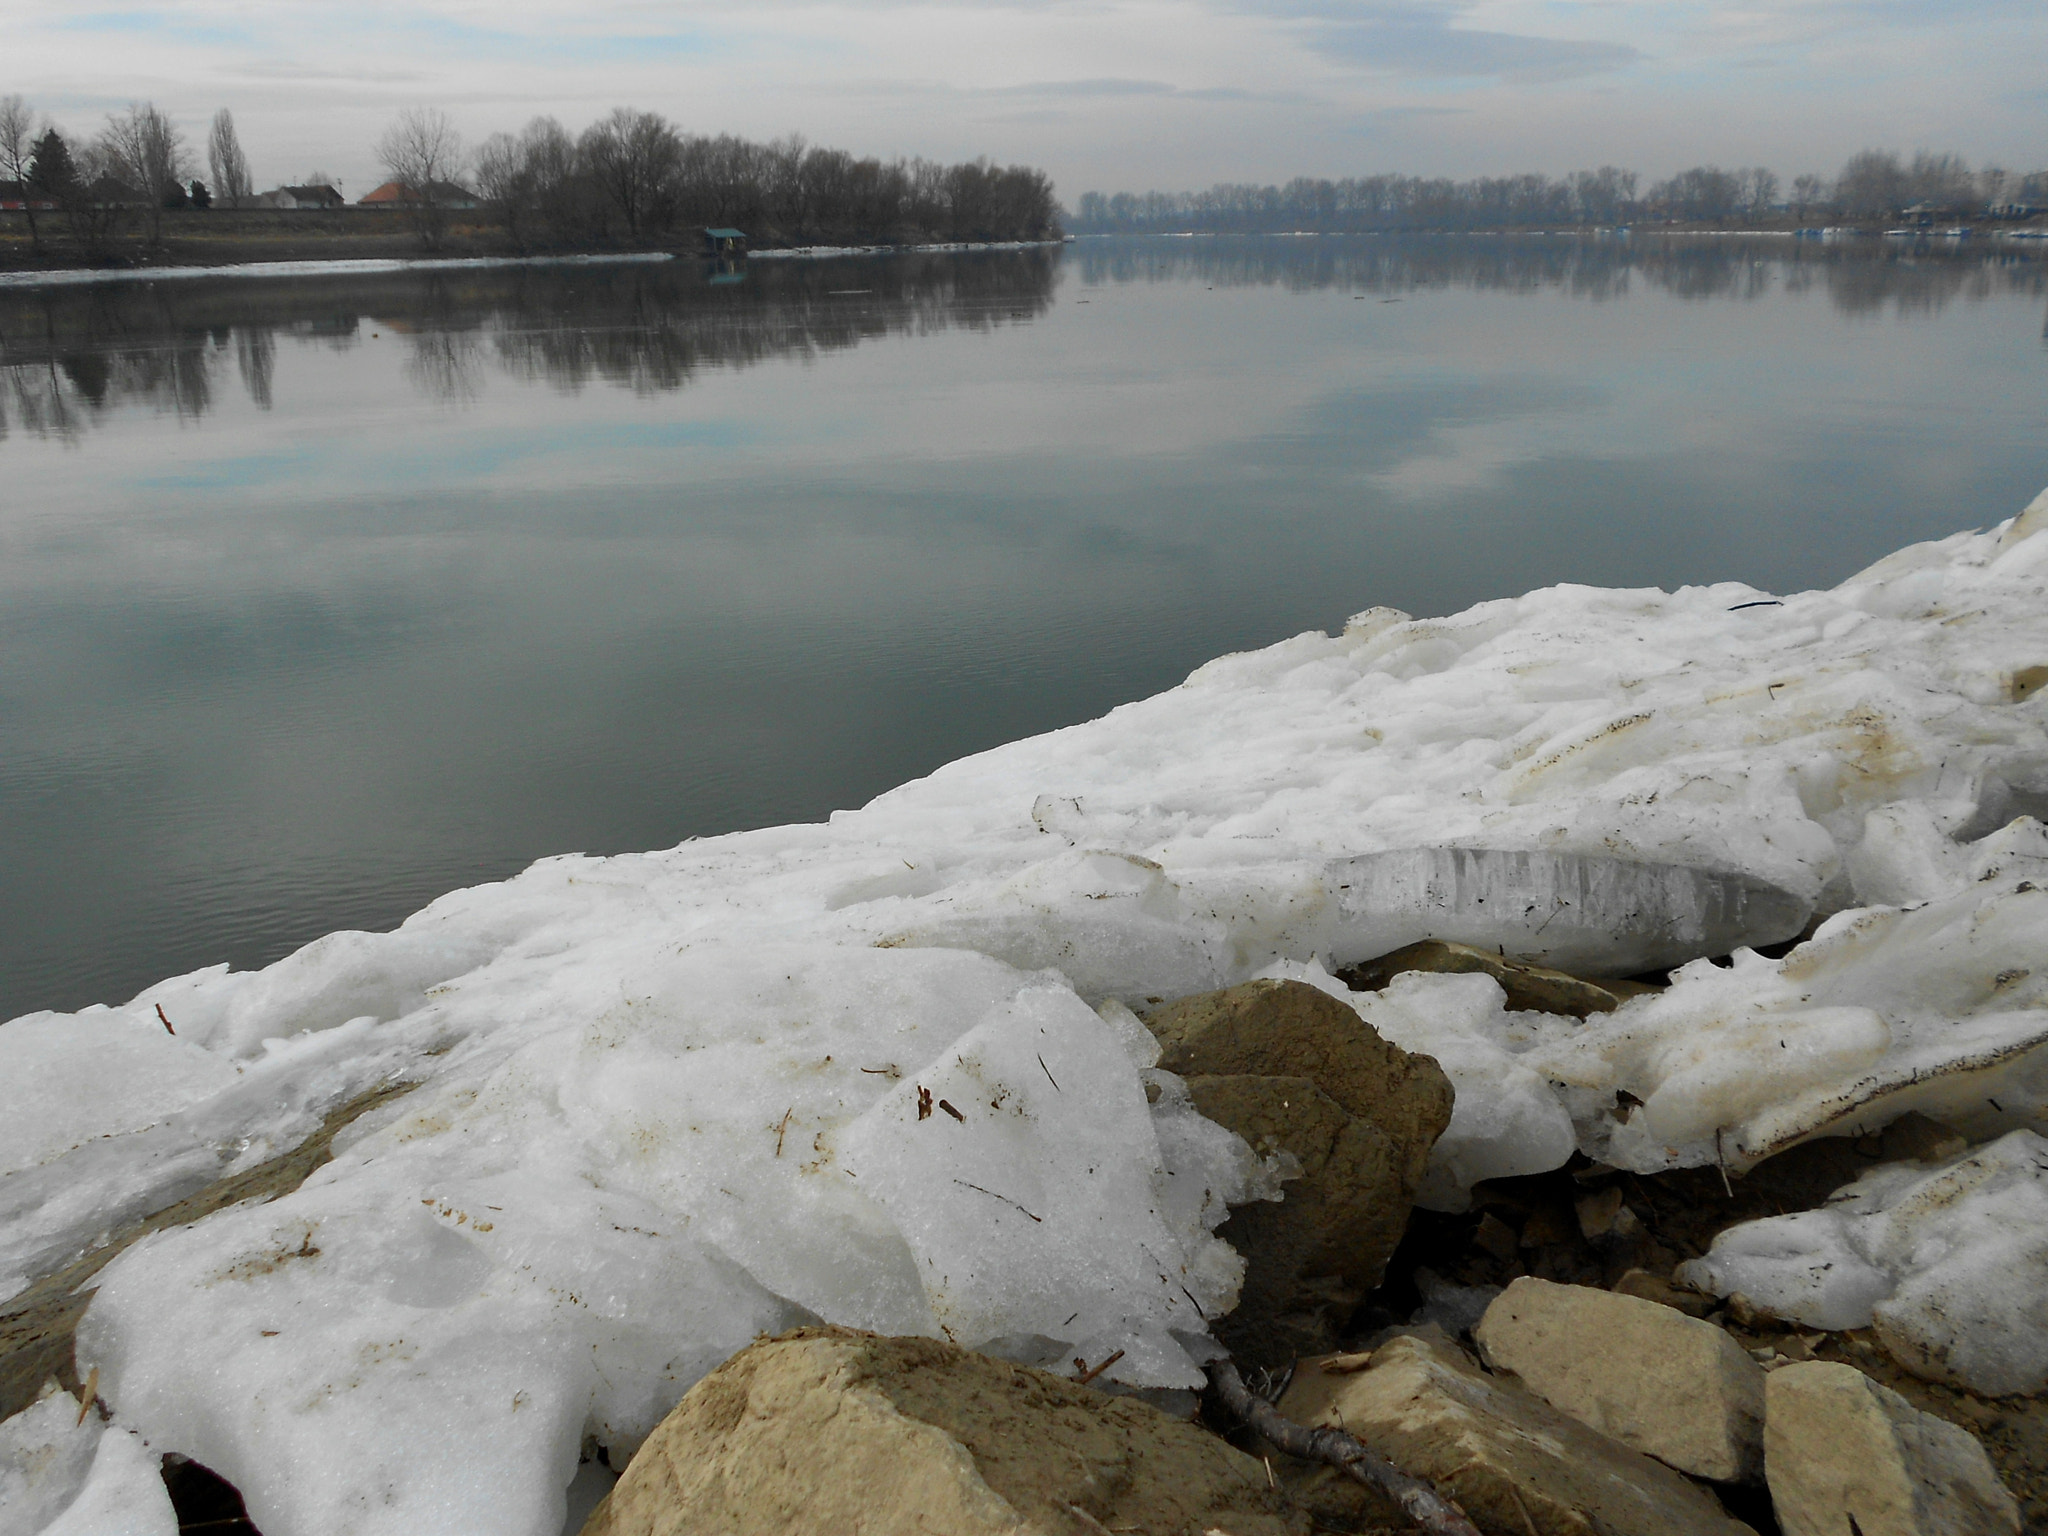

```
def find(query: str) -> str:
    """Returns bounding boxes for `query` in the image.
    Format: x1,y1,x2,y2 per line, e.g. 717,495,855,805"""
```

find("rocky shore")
5,491,2048,1534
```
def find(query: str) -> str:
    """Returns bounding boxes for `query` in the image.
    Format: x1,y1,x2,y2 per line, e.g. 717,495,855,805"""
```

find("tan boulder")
1473,1276,1766,1483
1144,980,1454,1365
1277,1330,1755,1536
1764,1361,2020,1536
580,1327,1310,1536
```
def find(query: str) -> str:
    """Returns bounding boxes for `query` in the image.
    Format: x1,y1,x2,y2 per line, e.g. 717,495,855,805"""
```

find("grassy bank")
0,206,602,273
0,205,1066,275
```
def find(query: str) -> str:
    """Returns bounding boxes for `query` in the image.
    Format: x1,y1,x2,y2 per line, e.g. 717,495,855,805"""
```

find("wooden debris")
1208,1356,1483,1536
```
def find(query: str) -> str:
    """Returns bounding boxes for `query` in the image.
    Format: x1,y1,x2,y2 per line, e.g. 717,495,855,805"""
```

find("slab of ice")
1540,879,2048,1173
69,947,1251,1536
1323,846,1809,976
5,491,2048,1535
1677,1130,2048,1396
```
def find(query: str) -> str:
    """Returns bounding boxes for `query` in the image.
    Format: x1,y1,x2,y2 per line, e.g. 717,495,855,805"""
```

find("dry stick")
1074,1348,1125,1385
1207,1357,1483,1536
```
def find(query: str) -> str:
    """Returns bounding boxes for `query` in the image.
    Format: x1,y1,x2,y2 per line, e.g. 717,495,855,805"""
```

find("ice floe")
3,488,2047,1534
1678,1129,2048,1396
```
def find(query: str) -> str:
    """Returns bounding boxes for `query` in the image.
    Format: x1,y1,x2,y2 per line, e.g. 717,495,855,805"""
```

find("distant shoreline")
0,236,1067,290
0,205,1066,280
1069,223,2048,242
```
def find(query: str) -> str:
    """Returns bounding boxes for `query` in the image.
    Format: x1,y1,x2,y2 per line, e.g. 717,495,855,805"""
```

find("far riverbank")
0,206,1066,276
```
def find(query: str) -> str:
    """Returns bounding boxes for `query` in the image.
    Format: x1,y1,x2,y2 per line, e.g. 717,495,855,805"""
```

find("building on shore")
357,180,480,210
251,184,347,211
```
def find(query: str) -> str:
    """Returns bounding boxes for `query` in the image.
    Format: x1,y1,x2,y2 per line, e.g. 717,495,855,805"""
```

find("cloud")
1233,0,1642,82
989,77,1178,97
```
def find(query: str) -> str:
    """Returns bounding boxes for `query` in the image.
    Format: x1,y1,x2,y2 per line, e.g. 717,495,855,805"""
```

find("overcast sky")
4,1,2044,200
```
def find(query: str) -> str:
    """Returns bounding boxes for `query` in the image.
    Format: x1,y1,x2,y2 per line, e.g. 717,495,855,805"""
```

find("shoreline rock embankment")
4,490,2048,1535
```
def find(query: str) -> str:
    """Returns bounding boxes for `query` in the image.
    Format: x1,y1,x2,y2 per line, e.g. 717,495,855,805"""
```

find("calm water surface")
4,236,2046,1017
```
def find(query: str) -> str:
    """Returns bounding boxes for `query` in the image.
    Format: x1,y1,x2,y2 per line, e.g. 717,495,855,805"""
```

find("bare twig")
1207,1357,1482,1536
1074,1348,1125,1385
155,1003,175,1035
1318,1350,1376,1374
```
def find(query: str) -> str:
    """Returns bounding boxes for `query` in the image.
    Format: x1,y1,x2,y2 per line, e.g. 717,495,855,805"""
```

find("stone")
1181,1074,1394,1362
1143,980,1454,1363
1279,1330,1756,1536
1765,1361,2020,1536
1876,1112,1969,1165
1336,939,1648,1019
1473,1276,1766,1483
1146,979,1455,1165
1611,1268,1713,1319
580,1327,1311,1536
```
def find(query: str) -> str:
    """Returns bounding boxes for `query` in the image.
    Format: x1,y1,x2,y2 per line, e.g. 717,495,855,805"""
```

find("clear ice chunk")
1325,847,1811,976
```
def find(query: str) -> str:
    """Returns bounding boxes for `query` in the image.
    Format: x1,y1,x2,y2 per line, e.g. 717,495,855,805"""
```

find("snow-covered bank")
4,490,2048,1535
0,237,1061,291
0,252,678,292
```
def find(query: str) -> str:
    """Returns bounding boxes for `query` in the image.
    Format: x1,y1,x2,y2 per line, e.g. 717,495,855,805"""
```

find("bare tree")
102,102,190,244
207,108,251,208
377,107,464,246
1835,150,1907,218
1791,174,1828,220
1906,150,1975,210
579,107,682,240
0,94,44,251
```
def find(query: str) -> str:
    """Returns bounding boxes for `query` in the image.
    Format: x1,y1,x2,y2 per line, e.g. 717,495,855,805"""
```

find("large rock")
1473,1277,1766,1483
1277,1330,1755,1536
1147,979,1454,1159
1144,980,1454,1361
580,1327,1310,1536
1764,1361,2020,1536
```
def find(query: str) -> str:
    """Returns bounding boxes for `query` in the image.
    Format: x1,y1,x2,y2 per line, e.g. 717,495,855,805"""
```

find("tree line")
1070,151,2048,235
1,93,1062,260
1,96,261,256
461,107,1060,250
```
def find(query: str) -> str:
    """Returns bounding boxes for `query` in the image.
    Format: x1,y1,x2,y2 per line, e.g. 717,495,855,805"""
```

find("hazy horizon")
2,1,2043,204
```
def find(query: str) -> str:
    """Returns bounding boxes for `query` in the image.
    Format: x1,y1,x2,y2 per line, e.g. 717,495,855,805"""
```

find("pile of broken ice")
5,490,2048,1536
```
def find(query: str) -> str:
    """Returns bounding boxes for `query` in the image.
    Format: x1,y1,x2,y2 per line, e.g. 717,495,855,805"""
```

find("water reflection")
4,234,2044,1021
1072,234,2048,317
0,250,1061,439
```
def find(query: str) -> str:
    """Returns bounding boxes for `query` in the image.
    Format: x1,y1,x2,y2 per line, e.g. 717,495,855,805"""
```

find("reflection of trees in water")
0,251,1060,435
1072,235,2048,317
403,331,485,402
484,252,1057,397
235,327,275,411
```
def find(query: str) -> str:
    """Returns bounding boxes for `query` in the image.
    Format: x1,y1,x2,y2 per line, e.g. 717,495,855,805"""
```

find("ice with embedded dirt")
0,1388,175,1536
3,491,2048,1534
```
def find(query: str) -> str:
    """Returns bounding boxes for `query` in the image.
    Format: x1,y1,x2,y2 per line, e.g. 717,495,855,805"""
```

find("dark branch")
1207,1356,1483,1536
